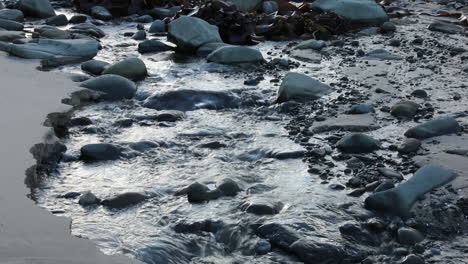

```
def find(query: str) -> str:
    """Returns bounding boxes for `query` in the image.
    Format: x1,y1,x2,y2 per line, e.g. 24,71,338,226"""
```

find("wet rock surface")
25,0,468,263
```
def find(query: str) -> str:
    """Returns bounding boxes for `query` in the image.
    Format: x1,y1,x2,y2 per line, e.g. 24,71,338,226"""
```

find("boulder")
143,89,240,111
90,6,112,21
69,15,87,24
68,23,105,38
311,0,388,24
134,15,153,23
0,31,24,42
45,14,68,26
18,0,56,18
131,30,146,40
149,19,165,33
277,72,331,103
391,101,420,119
80,143,121,161
365,165,456,218
397,227,424,245
196,42,229,57
138,39,174,54
217,178,241,196
0,9,24,22
336,133,380,153
227,0,261,12
80,74,137,100
428,21,464,34
35,27,71,39
398,138,421,154
0,19,24,31
256,222,301,250
349,104,374,114
78,191,100,206
290,239,347,264
101,192,149,209
207,46,264,64
240,198,283,215
262,1,279,14
81,59,109,75
0,39,98,59
168,16,222,51
404,116,462,139
102,57,147,81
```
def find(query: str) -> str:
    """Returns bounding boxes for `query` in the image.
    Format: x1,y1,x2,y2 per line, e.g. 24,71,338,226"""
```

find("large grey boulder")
0,9,24,22
311,0,388,24
80,74,137,100
168,16,222,52
227,0,261,12
0,39,98,59
0,18,24,31
0,31,24,42
207,46,264,64
277,72,331,103
18,0,56,18
90,6,112,21
404,116,462,139
80,143,121,161
101,57,148,81
148,19,165,33
365,165,456,218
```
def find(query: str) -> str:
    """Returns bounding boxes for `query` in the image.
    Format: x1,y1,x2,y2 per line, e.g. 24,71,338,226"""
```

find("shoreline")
0,53,140,264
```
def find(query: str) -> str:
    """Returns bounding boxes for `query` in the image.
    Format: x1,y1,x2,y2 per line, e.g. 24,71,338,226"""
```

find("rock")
143,89,240,111
18,0,56,18
45,14,68,26
339,221,380,246
81,59,109,75
80,143,121,161
404,116,462,139
148,19,165,33
131,30,146,40
134,15,153,23
153,110,185,122
294,40,326,51
310,114,379,133
389,39,401,47
397,227,424,245
102,57,147,81
311,0,388,24
185,182,220,203
68,23,105,38
290,49,322,63
365,165,457,218
411,89,428,98
227,0,261,12
168,16,222,52
69,116,93,126
129,141,159,152
262,1,278,14
277,72,331,103
374,180,394,193
207,46,264,64
217,178,241,196
402,254,425,264
148,7,178,19
349,104,374,114
35,27,71,39
101,192,149,209
391,101,420,119
90,6,112,21
380,21,396,33
80,74,137,100
196,42,229,57
0,31,24,42
336,133,380,153
0,9,24,22
366,49,402,60
69,15,87,24
255,240,271,255
398,138,421,154
428,21,464,34
40,56,89,68
290,239,347,264
58,191,81,199
0,39,99,59
0,19,24,31
256,222,301,250
78,191,100,206
378,168,404,181
240,198,283,215
138,39,174,54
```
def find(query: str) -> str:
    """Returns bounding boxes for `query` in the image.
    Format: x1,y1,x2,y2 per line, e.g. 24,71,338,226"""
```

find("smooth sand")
0,53,141,264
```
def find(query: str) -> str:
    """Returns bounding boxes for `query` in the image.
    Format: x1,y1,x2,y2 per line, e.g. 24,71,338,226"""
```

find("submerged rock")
78,191,100,206
80,74,137,100
240,198,283,215
365,165,457,218
80,143,121,161
290,238,347,264
143,89,240,111
217,178,241,196
168,16,222,52
277,72,331,103
207,46,264,64
138,39,174,54
18,0,56,18
404,116,462,139
101,192,149,209
0,39,98,59
256,222,301,250
336,133,380,153
311,0,388,24
102,57,148,81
